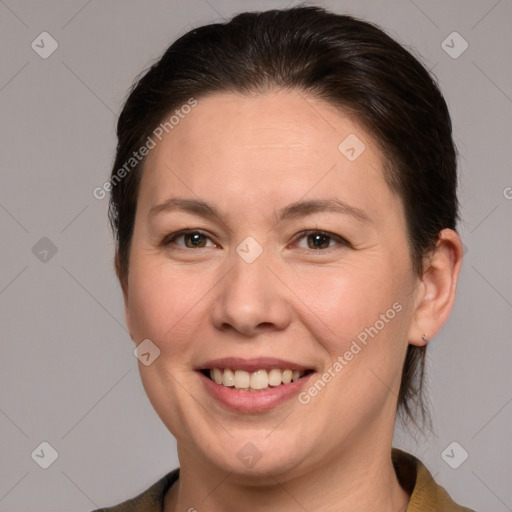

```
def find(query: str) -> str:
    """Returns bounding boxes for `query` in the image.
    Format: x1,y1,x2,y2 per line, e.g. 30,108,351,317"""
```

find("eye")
162,229,216,249
161,228,349,252
293,230,349,252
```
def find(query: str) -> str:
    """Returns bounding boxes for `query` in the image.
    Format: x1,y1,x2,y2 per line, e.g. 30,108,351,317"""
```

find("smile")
197,357,315,412
202,368,313,391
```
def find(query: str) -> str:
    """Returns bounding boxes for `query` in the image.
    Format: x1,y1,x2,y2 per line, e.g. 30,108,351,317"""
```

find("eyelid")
161,228,350,251
161,228,216,248
291,229,350,251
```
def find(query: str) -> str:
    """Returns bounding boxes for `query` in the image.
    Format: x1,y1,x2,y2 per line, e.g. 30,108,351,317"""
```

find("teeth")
222,369,235,387
234,370,250,389
212,368,223,385
207,368,307,391
268,368,282,386
250,369,269,390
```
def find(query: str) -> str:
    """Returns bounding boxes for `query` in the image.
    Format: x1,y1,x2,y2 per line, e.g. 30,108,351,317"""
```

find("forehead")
137,90,400,224
148,90,373,165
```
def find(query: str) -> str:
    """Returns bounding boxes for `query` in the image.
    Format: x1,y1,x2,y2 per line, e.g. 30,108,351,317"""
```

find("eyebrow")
148,197,370,224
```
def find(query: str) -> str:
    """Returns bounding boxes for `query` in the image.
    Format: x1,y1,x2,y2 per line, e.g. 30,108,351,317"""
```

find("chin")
189,425,318,482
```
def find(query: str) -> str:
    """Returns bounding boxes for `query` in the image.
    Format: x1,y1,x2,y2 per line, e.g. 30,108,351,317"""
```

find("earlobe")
114,252,125,292
408,229,463,346
124,303,134,342
114,252,134,340
122,290,133,341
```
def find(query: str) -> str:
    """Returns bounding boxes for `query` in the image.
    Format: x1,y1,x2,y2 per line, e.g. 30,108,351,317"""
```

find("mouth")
196,357,315,412
199,367,314,392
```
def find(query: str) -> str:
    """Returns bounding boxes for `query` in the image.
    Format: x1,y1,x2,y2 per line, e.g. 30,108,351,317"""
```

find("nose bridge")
210,236,290,335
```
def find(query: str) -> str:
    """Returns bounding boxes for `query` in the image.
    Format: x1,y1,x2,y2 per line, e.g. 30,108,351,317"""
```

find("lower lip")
198,371,314,413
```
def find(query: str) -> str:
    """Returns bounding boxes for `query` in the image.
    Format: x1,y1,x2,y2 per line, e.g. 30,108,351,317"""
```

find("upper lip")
198,357,313,372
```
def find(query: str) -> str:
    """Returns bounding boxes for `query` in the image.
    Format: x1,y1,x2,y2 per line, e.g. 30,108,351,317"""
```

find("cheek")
294,261,403,338
302,261,413,393
126,256,201,345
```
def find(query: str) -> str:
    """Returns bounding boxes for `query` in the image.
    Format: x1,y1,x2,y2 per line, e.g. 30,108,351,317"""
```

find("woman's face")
124,90,422,478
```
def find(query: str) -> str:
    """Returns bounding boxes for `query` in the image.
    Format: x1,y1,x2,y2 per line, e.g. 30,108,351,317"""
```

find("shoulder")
392,448,477,512
90,468,179,512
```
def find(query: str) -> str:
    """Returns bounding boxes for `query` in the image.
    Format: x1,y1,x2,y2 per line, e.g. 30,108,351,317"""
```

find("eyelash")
161,228,350,253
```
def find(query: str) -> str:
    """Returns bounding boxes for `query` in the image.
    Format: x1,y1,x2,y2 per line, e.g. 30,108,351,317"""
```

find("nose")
210,247,292,337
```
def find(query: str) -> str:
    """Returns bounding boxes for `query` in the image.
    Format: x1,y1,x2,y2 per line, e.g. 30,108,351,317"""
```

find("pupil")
309,233,329,249
188,233,204,247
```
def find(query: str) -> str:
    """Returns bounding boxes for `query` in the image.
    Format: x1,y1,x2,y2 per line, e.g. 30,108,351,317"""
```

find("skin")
119,90,463,512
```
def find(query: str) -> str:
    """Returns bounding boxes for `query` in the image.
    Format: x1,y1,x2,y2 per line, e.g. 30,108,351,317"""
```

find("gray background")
0,0,511,511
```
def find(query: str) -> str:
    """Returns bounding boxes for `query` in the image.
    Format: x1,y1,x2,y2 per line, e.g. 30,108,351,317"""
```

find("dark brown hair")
108,6,458,428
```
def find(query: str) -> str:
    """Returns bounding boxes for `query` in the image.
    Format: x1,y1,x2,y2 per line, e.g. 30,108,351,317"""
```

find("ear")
115,251,134,340
408,229,463,346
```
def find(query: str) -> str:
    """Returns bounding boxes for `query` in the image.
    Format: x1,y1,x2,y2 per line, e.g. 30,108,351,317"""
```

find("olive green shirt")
92,448,476,511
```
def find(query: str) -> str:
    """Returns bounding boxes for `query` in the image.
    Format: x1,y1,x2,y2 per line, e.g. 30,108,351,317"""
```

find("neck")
164,440,410,512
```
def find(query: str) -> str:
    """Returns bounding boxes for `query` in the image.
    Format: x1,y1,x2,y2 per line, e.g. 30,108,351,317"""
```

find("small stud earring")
422,334,429,343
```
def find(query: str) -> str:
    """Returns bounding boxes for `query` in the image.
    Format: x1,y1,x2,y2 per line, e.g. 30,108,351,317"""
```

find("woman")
94,6,475,511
